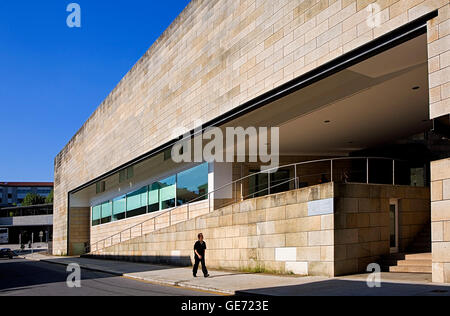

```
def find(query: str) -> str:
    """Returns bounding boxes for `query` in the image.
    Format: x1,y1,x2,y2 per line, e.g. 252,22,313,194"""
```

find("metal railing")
87,157,406,254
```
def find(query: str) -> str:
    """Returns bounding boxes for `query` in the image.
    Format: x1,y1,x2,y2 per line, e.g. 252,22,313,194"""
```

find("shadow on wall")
82,254,193,267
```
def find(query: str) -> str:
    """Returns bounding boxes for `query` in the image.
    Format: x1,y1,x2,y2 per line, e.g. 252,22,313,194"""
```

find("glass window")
159,176,176,210
17,187,32,194
112,195,126,221
249,171,268,198
92,164,210,225
92,205,101,226
126,186,148,218
96,181,106,194
119,167,134,183
127,167,134,179
177,163,208,205
148,182,160,213
249,169,290,198
101,201,112,224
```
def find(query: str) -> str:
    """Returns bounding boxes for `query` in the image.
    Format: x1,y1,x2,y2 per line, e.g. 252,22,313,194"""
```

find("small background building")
0,204,53,245
0,182,53,245
0,182,53,207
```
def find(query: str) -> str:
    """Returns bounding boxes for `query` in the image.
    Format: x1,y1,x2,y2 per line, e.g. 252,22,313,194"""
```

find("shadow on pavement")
236,279,450,296
42,256,191,274
0,259,112,293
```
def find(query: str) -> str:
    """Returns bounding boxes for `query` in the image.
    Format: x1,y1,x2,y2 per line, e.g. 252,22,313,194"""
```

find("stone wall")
91,183,430,277
334,184,430,276
68,207,90,256
431,158,450,283
54,0,449,255
428,2,449,119
93,183,336,276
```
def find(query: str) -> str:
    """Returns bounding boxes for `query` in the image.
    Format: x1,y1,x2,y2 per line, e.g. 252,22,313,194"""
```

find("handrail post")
240,180,243,201
187,203,190,220
393,159,395,186
208,193,211,213
294,165,298,189
331,160,334,182
366,158,369,184
268,172,271,195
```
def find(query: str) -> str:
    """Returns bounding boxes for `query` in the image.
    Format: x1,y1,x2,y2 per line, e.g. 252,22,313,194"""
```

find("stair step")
383,253,406,260
397,259,431,267
379,259,402,266
405,253,432,260
390,265,432,273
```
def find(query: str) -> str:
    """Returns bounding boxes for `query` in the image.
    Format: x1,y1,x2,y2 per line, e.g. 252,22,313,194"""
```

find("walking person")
193,233,209,278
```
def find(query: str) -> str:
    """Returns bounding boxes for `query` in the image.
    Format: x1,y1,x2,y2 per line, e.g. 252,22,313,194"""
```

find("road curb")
120,274,233,295
123,274,235,295
28,257,232,295
32,258,123,276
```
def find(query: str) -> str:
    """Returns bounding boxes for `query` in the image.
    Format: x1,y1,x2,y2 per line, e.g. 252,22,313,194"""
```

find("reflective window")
119,166,134,183
112,195,126,221
126,186,147,218
177,163,208,205
92,205,101,226
101,201,112,224
96,181,106,194
148,183,160,213
159,176,176,210
91,164,209,226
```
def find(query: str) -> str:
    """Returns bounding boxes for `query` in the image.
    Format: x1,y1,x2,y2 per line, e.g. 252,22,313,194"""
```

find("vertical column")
431,159,450,283
428,4,450,284
428,4,449,119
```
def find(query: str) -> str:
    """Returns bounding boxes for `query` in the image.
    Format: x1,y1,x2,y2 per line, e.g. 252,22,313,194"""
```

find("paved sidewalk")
23,254,450,296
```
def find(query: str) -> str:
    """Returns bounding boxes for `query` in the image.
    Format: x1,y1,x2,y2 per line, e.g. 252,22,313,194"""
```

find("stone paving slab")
22,254,450,296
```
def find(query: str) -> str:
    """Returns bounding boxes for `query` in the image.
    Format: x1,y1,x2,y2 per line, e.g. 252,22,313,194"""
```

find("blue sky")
0,0,191,182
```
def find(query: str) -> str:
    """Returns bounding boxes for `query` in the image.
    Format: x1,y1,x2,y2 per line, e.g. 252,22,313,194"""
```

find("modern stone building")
53,1,450,283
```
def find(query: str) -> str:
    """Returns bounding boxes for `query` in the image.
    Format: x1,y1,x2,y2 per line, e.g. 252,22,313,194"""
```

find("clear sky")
0,0,191,182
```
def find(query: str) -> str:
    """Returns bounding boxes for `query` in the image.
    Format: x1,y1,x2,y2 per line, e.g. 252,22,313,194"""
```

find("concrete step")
390,265,432,273
405,253,431,261
397,259,431,267
383,253,406,260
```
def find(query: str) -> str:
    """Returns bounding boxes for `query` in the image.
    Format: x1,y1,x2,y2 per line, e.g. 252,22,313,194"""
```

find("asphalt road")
0,258,218,296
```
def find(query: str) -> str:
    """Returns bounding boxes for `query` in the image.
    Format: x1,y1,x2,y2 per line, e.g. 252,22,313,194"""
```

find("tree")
45,190,54,204
21,193,46,206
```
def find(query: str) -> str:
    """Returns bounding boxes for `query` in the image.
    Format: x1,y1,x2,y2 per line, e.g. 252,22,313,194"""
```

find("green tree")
45,190,54,204
21,193,46,206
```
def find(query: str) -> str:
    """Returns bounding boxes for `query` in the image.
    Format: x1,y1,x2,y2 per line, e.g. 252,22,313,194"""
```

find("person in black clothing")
193,233,209,278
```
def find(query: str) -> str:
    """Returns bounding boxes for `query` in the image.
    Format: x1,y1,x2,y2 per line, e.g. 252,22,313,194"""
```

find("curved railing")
87,157,406,254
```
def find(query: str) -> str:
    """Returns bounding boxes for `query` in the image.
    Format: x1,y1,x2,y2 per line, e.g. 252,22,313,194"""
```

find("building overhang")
69,10,438,195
